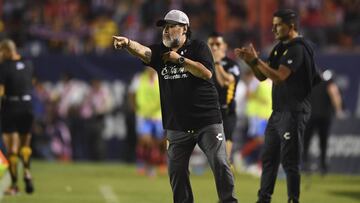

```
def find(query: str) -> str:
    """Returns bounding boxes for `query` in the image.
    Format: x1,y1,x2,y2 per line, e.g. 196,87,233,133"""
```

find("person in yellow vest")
241,69,272,175
128,67,165,177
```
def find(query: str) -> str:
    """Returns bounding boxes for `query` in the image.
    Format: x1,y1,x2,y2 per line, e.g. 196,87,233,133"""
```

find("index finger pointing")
112,36,122,40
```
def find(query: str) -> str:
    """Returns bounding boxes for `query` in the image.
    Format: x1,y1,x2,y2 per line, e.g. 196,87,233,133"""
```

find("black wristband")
214,61,221,65
250,57,259,66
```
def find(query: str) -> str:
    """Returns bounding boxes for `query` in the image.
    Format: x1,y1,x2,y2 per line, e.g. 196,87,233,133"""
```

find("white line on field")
99,185,120,203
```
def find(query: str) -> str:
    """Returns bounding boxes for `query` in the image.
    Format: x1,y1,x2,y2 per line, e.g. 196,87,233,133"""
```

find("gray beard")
163,35,181,48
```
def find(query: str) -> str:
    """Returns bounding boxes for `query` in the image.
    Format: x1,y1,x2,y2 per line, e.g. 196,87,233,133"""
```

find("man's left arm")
162,43,213,80
182,57,212,80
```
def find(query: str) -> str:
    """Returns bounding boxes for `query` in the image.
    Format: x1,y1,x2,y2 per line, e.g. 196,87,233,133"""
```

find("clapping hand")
234,43,259,64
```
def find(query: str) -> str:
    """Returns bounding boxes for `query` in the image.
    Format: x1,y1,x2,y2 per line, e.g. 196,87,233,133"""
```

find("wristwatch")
178,56,185,65
250,57,259,66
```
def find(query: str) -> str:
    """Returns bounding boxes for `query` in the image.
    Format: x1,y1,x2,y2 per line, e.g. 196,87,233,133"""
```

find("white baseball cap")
156,10,190,27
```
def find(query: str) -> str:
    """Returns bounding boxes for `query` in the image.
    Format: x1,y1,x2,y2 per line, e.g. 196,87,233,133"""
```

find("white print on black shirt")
161,64,189,80
16,62,25,70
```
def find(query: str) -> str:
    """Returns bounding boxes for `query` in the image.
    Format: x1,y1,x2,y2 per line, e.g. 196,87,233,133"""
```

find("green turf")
1,161,360,203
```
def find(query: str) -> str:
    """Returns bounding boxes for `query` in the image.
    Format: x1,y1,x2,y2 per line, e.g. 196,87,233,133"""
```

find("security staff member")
235,9,321,203
208,32,241,160
113,9,238,203
0,39,34,195
303,70,344,175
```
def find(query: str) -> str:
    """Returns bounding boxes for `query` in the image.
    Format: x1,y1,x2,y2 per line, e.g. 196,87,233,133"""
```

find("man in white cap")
113,9,238,203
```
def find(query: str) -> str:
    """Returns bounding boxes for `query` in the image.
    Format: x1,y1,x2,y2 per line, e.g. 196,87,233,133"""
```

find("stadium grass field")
1,161,359,203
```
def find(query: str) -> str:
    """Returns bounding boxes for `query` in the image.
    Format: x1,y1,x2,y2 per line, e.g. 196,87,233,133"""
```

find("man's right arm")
113,36,152,64
327,82,345,118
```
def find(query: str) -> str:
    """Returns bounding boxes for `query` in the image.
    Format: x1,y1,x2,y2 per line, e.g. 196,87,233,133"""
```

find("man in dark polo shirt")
235,9,321,203
113,9,237,203
207,32,241,160
0,39,34,195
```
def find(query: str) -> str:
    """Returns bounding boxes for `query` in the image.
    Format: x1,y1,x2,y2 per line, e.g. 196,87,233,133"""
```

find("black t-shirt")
214,57,240,114
0,59,33,110
146,39,222,131
268,37,319,112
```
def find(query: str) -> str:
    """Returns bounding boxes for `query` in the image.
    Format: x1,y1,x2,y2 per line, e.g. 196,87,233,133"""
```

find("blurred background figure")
128,67,165,177
79,79,112,160
207,32,241,162
303,69,345,175
240,69,272,176
0,39,34,195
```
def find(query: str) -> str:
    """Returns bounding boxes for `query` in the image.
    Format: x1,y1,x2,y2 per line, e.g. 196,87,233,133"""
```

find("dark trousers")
167,123,238,203
303,116,332,172
221,110,237,142
257,111,310,203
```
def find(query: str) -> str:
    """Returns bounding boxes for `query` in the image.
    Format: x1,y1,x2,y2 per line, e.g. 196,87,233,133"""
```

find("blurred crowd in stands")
31,74,128,161
0,0,359,56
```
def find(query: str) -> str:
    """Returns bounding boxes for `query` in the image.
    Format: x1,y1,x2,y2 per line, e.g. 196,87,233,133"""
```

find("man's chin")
163,39,180,48
162,40,171,48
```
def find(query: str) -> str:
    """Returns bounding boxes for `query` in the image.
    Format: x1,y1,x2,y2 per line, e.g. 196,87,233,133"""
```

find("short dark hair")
273,9,299,30
208,31,224,38
186,26,192,39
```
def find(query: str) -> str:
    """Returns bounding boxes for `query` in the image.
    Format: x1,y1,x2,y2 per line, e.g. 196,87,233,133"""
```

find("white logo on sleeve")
216,133,223,141
229,65,240,76
16,62,25,70
287,59,293,64
283,132,291,140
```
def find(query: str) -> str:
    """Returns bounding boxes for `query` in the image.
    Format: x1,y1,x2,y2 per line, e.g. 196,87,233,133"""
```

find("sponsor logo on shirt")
287,59,293,64
161,64,189,80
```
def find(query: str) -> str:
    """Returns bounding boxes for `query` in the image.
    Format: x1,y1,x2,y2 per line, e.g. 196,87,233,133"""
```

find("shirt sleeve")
143,44,161,71
279,45,303,72
227,62,241,82
194,41,214,74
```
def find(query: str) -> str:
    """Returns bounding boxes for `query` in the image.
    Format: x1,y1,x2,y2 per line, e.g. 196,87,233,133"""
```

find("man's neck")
283,31,299,44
